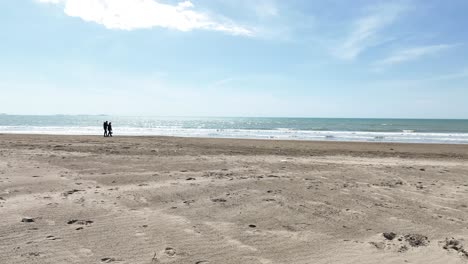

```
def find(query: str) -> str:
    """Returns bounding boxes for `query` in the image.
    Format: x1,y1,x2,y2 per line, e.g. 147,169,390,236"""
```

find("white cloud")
37,0,253,36
333,3,407,60
375,44,456,66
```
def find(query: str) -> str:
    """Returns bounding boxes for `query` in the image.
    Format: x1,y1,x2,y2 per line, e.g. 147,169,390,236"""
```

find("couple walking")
103,121,113,137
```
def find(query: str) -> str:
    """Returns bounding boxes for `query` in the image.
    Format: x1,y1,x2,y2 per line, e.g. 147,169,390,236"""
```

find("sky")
1,0,468,118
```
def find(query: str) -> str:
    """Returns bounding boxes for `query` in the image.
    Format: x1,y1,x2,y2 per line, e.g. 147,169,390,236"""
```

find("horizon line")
1,114,468,121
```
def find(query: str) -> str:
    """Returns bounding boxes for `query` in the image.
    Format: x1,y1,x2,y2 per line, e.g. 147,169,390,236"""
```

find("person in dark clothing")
103,121,108,137
108,122,113,137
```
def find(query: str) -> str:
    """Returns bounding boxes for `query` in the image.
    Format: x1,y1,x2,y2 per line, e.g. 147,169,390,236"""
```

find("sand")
0,134,468,264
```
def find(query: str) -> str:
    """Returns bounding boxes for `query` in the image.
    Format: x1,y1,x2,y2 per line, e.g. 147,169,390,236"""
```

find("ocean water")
1,115,468,144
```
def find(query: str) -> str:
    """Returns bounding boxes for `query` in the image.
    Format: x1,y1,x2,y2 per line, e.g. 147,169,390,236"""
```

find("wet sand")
0,134,468,264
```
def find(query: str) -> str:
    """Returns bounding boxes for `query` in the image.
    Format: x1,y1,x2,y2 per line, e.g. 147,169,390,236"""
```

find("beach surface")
1,134,468,264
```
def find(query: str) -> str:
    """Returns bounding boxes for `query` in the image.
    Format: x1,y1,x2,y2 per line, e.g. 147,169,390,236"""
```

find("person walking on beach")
108,122,113,137
103,121,108,137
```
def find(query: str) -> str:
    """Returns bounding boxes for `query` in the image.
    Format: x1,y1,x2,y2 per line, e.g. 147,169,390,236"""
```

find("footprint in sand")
135,232,145,237
370,232,430,252
21,252,42,258
46,235,61,241
101,257,117,263
442,238,468,258
152,247,178,262
164,247,176,257
78,248,93,257
184,200,195,205
62,189,84,197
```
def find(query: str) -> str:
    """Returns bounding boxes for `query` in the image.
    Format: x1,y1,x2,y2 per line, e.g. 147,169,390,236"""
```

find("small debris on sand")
375,180,404,188
370,233,430,252
21,217,35,223
101,257,116,263
62,189,84,196
183,200,195,205
21,252,42,257
211,198,227,203
67,220,93,225
383,232,397,240
398,245,409,253
404,234,430,247
443,238,468,258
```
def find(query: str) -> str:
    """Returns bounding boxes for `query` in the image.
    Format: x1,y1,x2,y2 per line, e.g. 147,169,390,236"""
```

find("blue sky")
1,0,468,118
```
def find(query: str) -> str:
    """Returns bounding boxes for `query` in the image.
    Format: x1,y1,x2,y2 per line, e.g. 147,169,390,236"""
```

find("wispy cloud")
423,68,468,82
37,0,253,36
333,3,408,60
369,68,468,90
211,77,239,88
375,44,456,66
215,0,279,19
253,0,279,18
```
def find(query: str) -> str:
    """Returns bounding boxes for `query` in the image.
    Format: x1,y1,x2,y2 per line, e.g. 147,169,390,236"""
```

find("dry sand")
1,134,468,264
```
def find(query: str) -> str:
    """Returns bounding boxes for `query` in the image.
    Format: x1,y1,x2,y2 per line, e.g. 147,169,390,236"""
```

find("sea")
1,115,468,144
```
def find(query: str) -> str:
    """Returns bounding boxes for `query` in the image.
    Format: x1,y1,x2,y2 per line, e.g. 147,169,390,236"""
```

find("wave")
1,126,468,144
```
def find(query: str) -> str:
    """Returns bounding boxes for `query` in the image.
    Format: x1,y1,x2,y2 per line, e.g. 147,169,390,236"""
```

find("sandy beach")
1,134,468,264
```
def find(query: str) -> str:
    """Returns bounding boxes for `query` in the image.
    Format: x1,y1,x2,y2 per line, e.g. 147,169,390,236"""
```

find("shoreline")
2,134,468,162
1,132,468,147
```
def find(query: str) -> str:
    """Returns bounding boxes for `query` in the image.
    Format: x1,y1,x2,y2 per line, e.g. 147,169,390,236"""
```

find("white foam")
1,125,468,144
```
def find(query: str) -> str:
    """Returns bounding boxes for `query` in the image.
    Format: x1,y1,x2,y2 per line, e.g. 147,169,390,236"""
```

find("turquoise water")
1,115,468,144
